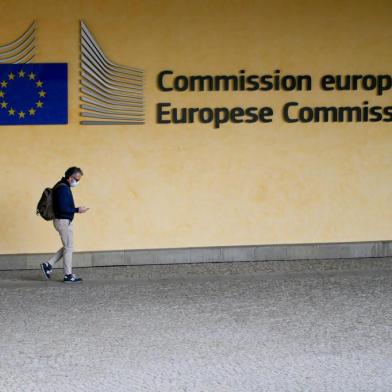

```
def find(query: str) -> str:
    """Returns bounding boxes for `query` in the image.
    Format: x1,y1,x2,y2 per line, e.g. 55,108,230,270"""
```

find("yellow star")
36,80,43,88
8,108,15,116
1,80,7,88
38,90,46,98
28,107,36,116
18,70,25,78
1,101,8,109
28,72,36,80
0,91,4,98
8,72,15,80
18,111,25,118
36,100,43,108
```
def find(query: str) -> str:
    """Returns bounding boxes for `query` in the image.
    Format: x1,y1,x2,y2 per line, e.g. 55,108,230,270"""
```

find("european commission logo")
79,21,145,125
0,22,68,125
0,20,144,126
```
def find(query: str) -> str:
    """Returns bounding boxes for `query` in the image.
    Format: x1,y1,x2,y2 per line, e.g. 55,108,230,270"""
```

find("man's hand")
78,206,90,213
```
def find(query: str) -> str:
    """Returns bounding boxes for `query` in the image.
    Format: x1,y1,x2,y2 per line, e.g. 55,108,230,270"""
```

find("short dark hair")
65,166,84,179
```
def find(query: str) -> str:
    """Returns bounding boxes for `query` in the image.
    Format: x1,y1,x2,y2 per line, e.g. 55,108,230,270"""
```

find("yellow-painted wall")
0,0,391,254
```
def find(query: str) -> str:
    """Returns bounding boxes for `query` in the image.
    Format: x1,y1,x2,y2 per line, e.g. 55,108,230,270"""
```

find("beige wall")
0,0,391,254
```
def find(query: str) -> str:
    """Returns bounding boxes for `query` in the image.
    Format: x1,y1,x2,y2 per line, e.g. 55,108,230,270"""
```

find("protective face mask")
70,179,79,187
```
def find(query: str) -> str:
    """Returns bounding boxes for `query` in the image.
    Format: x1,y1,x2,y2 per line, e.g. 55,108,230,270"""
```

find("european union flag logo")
0,63,67,125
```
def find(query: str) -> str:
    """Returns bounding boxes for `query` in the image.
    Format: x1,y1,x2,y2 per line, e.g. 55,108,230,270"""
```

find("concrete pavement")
0,258,391,391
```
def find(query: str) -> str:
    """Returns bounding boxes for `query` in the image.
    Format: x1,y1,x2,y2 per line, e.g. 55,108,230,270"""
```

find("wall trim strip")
1,240,392,270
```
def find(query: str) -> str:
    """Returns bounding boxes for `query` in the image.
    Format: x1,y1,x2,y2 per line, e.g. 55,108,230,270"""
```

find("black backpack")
36,183,66,221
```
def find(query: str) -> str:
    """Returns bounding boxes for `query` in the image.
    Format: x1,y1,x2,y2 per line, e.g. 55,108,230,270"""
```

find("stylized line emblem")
0,22,36,64
79,21,145,125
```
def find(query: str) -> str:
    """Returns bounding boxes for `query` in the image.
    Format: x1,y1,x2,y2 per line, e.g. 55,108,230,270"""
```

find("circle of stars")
0,69,46,119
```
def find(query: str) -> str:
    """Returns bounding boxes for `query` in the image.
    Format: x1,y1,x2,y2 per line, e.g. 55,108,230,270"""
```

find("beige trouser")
47,218,74,275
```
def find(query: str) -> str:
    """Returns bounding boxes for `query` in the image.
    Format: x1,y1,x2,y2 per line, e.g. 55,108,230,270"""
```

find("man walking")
40,167,89,283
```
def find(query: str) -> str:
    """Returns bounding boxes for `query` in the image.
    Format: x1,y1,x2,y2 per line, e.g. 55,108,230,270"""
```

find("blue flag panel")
0,63,67,125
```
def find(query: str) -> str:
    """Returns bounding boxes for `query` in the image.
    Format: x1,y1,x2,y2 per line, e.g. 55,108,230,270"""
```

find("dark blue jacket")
52,177,79,221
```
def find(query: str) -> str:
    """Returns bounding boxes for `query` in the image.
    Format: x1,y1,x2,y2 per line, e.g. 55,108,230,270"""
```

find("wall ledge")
1,240,392,270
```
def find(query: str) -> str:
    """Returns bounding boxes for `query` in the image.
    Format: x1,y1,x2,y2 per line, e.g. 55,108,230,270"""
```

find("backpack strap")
53,182,68,190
